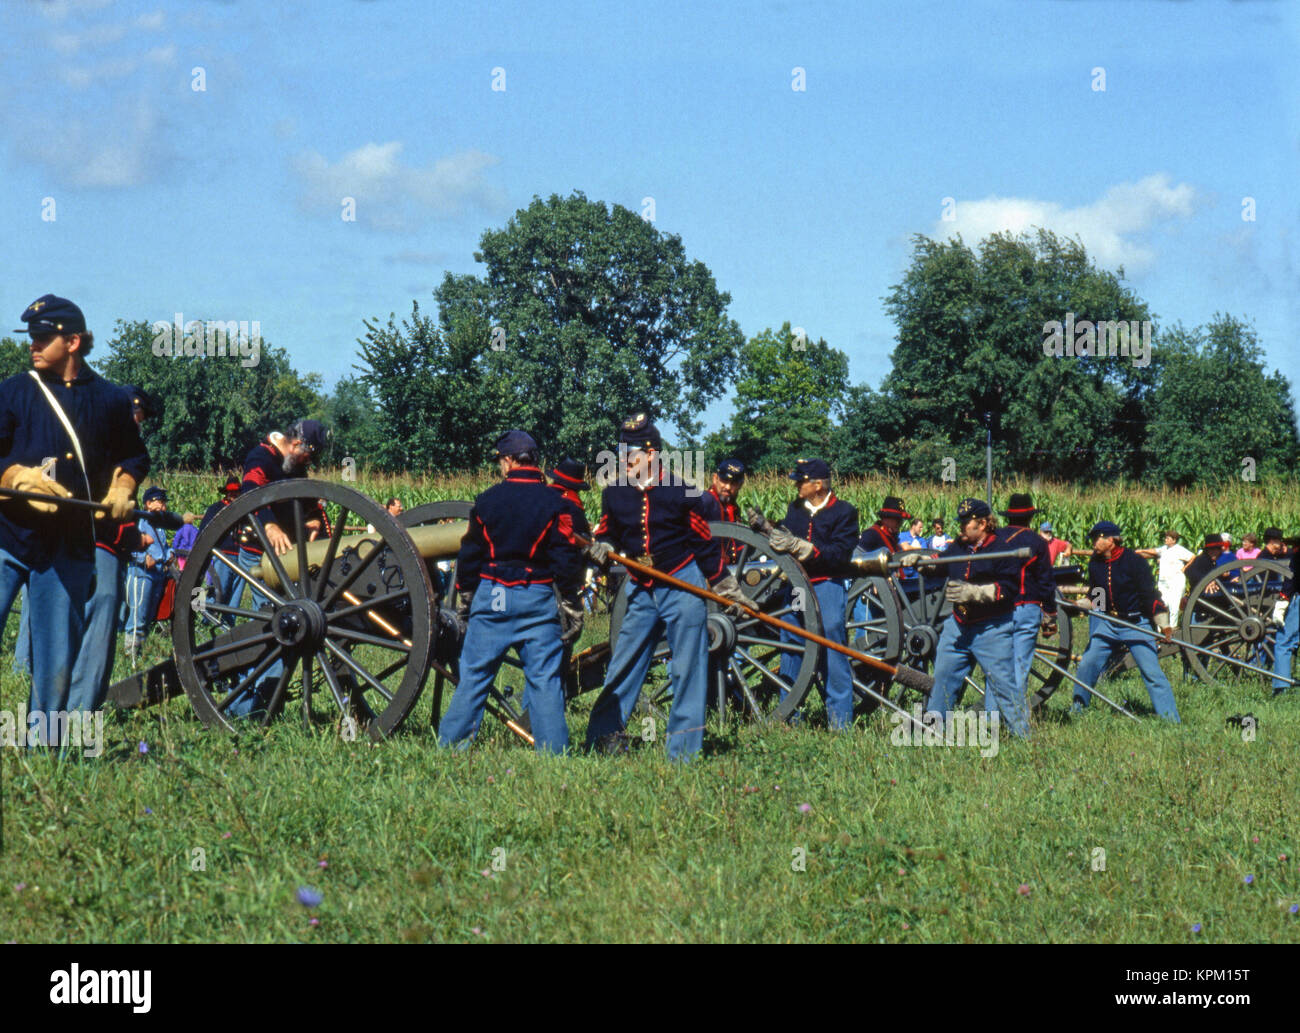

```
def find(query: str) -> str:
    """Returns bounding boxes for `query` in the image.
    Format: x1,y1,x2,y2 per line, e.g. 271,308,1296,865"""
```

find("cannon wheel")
847,569,1074,711
400,500,473,732
843,575,904,712
1181,556,1289,686
1027,595,1075,708
173,481,435,741
603,522,823,726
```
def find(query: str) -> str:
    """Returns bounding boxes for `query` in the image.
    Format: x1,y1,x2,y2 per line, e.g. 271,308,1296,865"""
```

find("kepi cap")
14,294,86,336
789,457,831,482
1088,520,1122,540
716,458,746,481
493,429,539,458
289,418,328,458
957,498,992,521
618,413,662,451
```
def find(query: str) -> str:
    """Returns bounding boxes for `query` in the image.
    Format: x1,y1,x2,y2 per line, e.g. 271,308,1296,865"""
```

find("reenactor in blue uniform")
66,386,193,707
547,457,594,682
548,457,593,539
583,414,750,760
856,496,910,555
768,458,859,729
1072,520,1179,721
703,458,745,562
926,498,1029,738
997,493,1059,698
439,431,585,754
1271,532,1299,696
227,418,327,718
124,486,173,653
0,295,149,744
198,476,244,608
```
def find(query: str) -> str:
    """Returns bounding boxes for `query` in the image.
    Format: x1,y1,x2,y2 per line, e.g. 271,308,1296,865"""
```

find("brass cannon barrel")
252,520,468,589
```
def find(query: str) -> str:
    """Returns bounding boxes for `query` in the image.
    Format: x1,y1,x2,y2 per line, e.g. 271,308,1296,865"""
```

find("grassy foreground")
2,628,1297,943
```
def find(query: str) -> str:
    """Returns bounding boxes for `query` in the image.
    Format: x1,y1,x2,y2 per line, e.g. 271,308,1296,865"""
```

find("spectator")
1136,530,1194,620
1236,532,1261,568
1038,521,1073,565
898,517,926,583
928,518,949,551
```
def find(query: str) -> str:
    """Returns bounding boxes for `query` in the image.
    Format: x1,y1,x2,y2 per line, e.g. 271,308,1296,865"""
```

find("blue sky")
3,0,1296,438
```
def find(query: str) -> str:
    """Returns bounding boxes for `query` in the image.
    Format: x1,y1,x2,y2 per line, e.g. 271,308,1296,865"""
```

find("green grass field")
3,469,1298,942
2,608,1297,943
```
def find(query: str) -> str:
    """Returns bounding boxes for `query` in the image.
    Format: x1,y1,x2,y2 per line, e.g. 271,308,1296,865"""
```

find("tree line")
2,192,1294,487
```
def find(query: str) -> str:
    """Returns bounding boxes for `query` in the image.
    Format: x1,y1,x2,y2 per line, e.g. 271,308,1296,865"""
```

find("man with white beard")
226,419,328,718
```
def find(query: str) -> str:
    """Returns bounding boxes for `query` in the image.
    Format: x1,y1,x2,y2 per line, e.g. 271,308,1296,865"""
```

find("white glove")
897,551,923,568
944,581,997,605
1271,598,1289,626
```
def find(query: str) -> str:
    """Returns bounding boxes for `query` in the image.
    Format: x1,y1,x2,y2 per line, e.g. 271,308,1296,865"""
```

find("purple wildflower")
1244,874,1254,884
296,886,323,908
1191,923,1202,933
138,741,149,755
798,803,811,813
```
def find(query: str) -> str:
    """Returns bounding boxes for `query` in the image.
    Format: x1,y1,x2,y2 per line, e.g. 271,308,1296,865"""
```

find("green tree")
355,301,512,472
874,229,1157,481
1144,314,1299,486
97,320,324,469
431,191,745,461
706,323,849,471
319,375,382,467
0,336,30,380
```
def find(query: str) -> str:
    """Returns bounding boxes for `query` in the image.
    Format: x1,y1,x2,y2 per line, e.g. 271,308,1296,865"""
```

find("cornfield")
153,468,1300,549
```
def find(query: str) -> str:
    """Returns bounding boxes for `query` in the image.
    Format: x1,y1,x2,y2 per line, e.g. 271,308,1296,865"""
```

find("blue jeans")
928,612,1029,738
1272,599,1298,693
225,547,285,719
779,578,853,728
123,565,164,641
1011,603,1043,698
585,562,709,761
211,552,240,608
0,544,94,745
69,547,126,711
1074,616,1180,722
439,582,569,754
13,586,31,676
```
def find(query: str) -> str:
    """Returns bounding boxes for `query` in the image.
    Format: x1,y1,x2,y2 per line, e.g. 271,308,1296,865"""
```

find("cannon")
842,558,1079,712
107,480,847,740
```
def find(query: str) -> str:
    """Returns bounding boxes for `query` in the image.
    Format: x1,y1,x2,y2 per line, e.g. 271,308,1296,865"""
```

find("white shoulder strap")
28,369,95,501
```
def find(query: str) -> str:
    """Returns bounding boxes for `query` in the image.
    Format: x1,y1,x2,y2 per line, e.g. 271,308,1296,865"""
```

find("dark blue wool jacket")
0,367,149,563
1088,545,1167,625
594,472,726,589
935,529,1023,625
1000,524,1058,616
457,467,583,594
779,493,859,582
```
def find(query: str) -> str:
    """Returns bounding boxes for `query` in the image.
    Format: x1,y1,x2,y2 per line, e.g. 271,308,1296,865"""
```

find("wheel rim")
605,522,823,726
1181,557,1289,686
174,481,435,740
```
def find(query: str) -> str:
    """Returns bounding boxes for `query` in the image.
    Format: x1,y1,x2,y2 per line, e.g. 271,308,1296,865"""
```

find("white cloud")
293,142,503,230
933,173,1199,271
37,0,114,23
50,21,128,54
29,95,166,188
